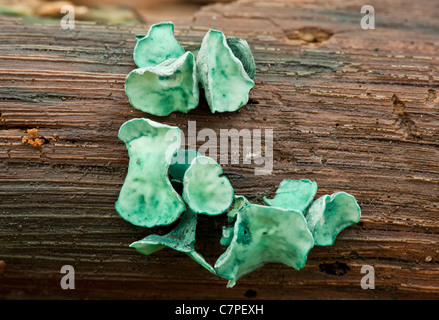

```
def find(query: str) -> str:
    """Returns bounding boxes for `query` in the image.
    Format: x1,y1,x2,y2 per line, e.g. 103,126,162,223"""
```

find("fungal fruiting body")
118,22,362,287
116,120,361,287
127,24,256,116
125,52,199,116
263,179,318,213
130,209,215,274
115,118,185,227
134,22,185,68
182,155,234,215
305,192,361,246
215,204,315,288
226,36,256,80
197,30,255,113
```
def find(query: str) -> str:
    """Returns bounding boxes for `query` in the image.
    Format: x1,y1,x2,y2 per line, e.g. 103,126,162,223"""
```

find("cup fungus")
263,179,318,213
133,22,185,68
117,22,363,286
215,204,315,288
182,155,234,215
115,118,362,287
130,210,215,274
169,149,201,182
127,23,256,116
125,52,199,116
226,36,256,80
196,30,255,113
304,192,361,246
115,118,186,227
116,119,361,287
220,195,250,247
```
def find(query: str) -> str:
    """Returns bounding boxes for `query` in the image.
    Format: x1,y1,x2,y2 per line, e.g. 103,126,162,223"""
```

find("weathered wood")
0,0,438,299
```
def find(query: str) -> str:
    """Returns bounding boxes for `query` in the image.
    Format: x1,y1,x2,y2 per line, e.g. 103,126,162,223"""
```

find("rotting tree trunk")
0,0,438,299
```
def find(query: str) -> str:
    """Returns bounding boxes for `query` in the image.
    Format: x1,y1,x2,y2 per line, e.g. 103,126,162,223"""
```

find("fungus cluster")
115,119,361,287
116,23,361,287
125,22,255,115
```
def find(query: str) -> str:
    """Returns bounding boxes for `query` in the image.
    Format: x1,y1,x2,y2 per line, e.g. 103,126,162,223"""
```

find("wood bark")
0,0,438,299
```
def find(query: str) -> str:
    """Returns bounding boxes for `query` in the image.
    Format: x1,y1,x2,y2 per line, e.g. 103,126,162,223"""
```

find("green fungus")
169,149,201,182
263,179,318,213
134,22,185,68
196,30,255,113
115,118,186,228
215,204,315,288
130,210,215,274
220,195,250,247
125,51,199,116
226,36,256,80
305,192,361,246
226,195,250,222
182,155,234,215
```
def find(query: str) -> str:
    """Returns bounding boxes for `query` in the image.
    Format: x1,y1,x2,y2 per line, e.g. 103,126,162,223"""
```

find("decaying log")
0,0,438,299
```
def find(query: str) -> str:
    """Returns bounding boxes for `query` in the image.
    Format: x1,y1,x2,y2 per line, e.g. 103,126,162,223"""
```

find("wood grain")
0,0,438,299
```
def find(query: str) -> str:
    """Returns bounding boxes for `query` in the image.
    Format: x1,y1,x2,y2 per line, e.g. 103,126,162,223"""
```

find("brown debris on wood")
0,0,438,300
21,129,58,147
22,128,46,147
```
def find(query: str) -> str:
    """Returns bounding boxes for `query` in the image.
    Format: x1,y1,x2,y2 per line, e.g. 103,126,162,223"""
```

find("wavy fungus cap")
215,204,315,287
115,118,186,227
263,179,318,213
305,192,361,246
134,22,185,68
182,155,234,215
196,30,255,113
125,52,199,116
130,210,215,274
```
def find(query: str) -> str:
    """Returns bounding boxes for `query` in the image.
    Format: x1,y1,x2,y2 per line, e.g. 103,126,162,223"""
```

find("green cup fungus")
182,155,234,215
133,22,185,68
197,30,255,113
215,204,315,288
116,119,362,286
118,22,362,287
126,23,256,116
304,192,361,246
116,122,362,286
130,209,215,274
115,118,185,228
263,179,318,213
125,52,199,116
226,36,256,80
